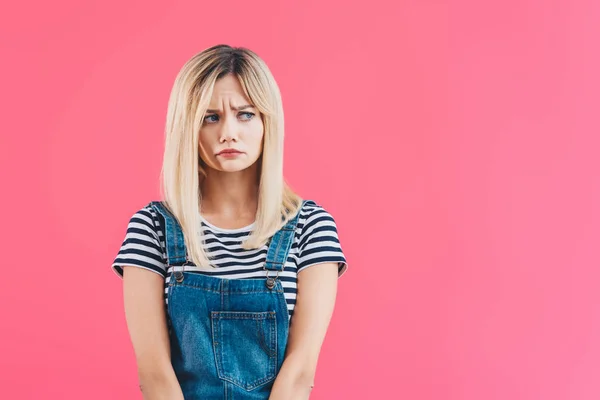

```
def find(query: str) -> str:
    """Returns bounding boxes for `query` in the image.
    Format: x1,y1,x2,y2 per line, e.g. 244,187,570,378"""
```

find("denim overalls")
149,201,304,399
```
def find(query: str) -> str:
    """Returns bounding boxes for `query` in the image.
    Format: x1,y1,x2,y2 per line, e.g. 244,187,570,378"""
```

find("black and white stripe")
112,200,348,319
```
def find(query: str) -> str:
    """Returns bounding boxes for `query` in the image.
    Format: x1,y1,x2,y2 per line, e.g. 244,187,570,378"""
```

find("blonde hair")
159,44,303,268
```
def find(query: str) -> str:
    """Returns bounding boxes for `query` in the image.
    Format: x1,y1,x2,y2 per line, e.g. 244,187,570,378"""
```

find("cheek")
249,132,264,155
198,135,213,161
249,121,264,148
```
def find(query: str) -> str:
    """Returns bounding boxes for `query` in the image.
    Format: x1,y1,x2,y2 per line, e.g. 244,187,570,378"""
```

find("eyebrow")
205,104,255,113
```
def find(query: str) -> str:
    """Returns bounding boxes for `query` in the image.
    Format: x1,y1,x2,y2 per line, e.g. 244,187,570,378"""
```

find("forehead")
210,74,249,101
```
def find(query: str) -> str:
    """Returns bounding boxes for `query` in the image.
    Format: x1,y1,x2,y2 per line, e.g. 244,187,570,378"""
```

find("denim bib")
149,201,304,399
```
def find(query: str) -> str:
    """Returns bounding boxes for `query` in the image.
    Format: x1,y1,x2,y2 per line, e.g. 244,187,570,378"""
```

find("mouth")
216,149,243,156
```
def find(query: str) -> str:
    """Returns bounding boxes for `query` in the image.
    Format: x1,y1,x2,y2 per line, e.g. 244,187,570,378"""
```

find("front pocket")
211,311,278,391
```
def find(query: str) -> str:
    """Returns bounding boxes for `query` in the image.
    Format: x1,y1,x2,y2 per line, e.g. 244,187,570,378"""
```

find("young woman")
111,44,348,400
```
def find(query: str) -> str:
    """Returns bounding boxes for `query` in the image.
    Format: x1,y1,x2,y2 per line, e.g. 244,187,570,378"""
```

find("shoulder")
137,201,160,218
126,202,164,236
133,201,161,222
295,199,342,246
297,199,338,228
111,201,168,279
294,199,348,275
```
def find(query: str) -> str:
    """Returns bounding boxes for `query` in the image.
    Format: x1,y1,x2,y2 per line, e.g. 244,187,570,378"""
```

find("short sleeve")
297,203,348,277
111,204,168,279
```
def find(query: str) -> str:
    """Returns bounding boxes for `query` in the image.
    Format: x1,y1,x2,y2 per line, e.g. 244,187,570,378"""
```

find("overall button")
174,271,184,283
265,277,276,289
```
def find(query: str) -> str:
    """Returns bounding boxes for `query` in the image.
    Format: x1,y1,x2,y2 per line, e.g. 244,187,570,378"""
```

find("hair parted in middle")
159,44,303,269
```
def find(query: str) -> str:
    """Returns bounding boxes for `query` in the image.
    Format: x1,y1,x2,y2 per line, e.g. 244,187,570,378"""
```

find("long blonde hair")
159,44,303,268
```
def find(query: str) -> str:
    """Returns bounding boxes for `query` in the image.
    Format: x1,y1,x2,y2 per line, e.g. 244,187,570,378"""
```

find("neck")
200,165,259,218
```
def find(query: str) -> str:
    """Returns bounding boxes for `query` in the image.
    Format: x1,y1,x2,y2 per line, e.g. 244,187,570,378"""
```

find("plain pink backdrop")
1,0,599,399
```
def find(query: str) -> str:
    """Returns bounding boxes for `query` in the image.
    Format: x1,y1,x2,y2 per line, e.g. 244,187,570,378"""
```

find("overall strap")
148,201,189,266
264,200,307,272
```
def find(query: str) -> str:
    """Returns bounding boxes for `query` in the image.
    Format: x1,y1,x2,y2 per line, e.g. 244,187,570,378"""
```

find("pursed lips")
216,149,243,155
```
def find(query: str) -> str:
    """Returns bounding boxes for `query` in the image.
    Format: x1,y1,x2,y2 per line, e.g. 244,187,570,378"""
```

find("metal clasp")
174,270,184,283
264,267,280,290
173,258,194,284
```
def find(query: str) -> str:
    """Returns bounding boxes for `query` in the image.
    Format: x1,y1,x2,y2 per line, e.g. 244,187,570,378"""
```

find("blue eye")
203,112,255,124
204,114,219,123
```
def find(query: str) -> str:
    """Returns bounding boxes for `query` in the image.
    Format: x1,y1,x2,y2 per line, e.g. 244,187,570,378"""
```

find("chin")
218,162,255,172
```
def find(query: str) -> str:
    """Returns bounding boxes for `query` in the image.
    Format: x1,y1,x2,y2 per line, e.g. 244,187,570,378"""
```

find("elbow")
136,365,182,399
282,354,317,388
297,370,316,389
136,358,176,386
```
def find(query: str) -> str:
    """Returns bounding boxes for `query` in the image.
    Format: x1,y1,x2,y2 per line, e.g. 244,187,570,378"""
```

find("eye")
239,112,255,121
203,114,219,124
203,112,255,124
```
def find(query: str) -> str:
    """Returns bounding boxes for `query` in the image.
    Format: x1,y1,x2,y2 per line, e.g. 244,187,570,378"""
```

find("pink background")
1,0,599,399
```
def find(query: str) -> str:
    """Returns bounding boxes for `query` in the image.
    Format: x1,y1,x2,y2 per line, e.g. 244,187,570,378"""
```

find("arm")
269,262,339,400
123,266,184,400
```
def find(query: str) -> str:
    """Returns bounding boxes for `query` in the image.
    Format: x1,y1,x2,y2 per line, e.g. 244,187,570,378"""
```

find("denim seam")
212,312,276,320
255,318,276,357
166,286,175,326
272,228,284,270
167,283,282,294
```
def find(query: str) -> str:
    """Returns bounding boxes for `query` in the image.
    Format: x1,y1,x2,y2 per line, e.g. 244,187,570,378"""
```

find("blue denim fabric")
149,201,304,399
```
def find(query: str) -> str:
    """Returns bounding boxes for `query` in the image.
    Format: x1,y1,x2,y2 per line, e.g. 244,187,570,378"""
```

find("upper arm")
282,203,349,381
112,205,172,377
285,262,339,383
296,204,348,277
122,266,173,377
111,206,168,279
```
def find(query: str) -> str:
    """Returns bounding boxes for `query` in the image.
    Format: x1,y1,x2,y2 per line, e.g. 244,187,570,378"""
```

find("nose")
219,113,239,143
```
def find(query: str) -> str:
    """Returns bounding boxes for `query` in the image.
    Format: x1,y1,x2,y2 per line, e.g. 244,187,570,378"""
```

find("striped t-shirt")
111,200,348,320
